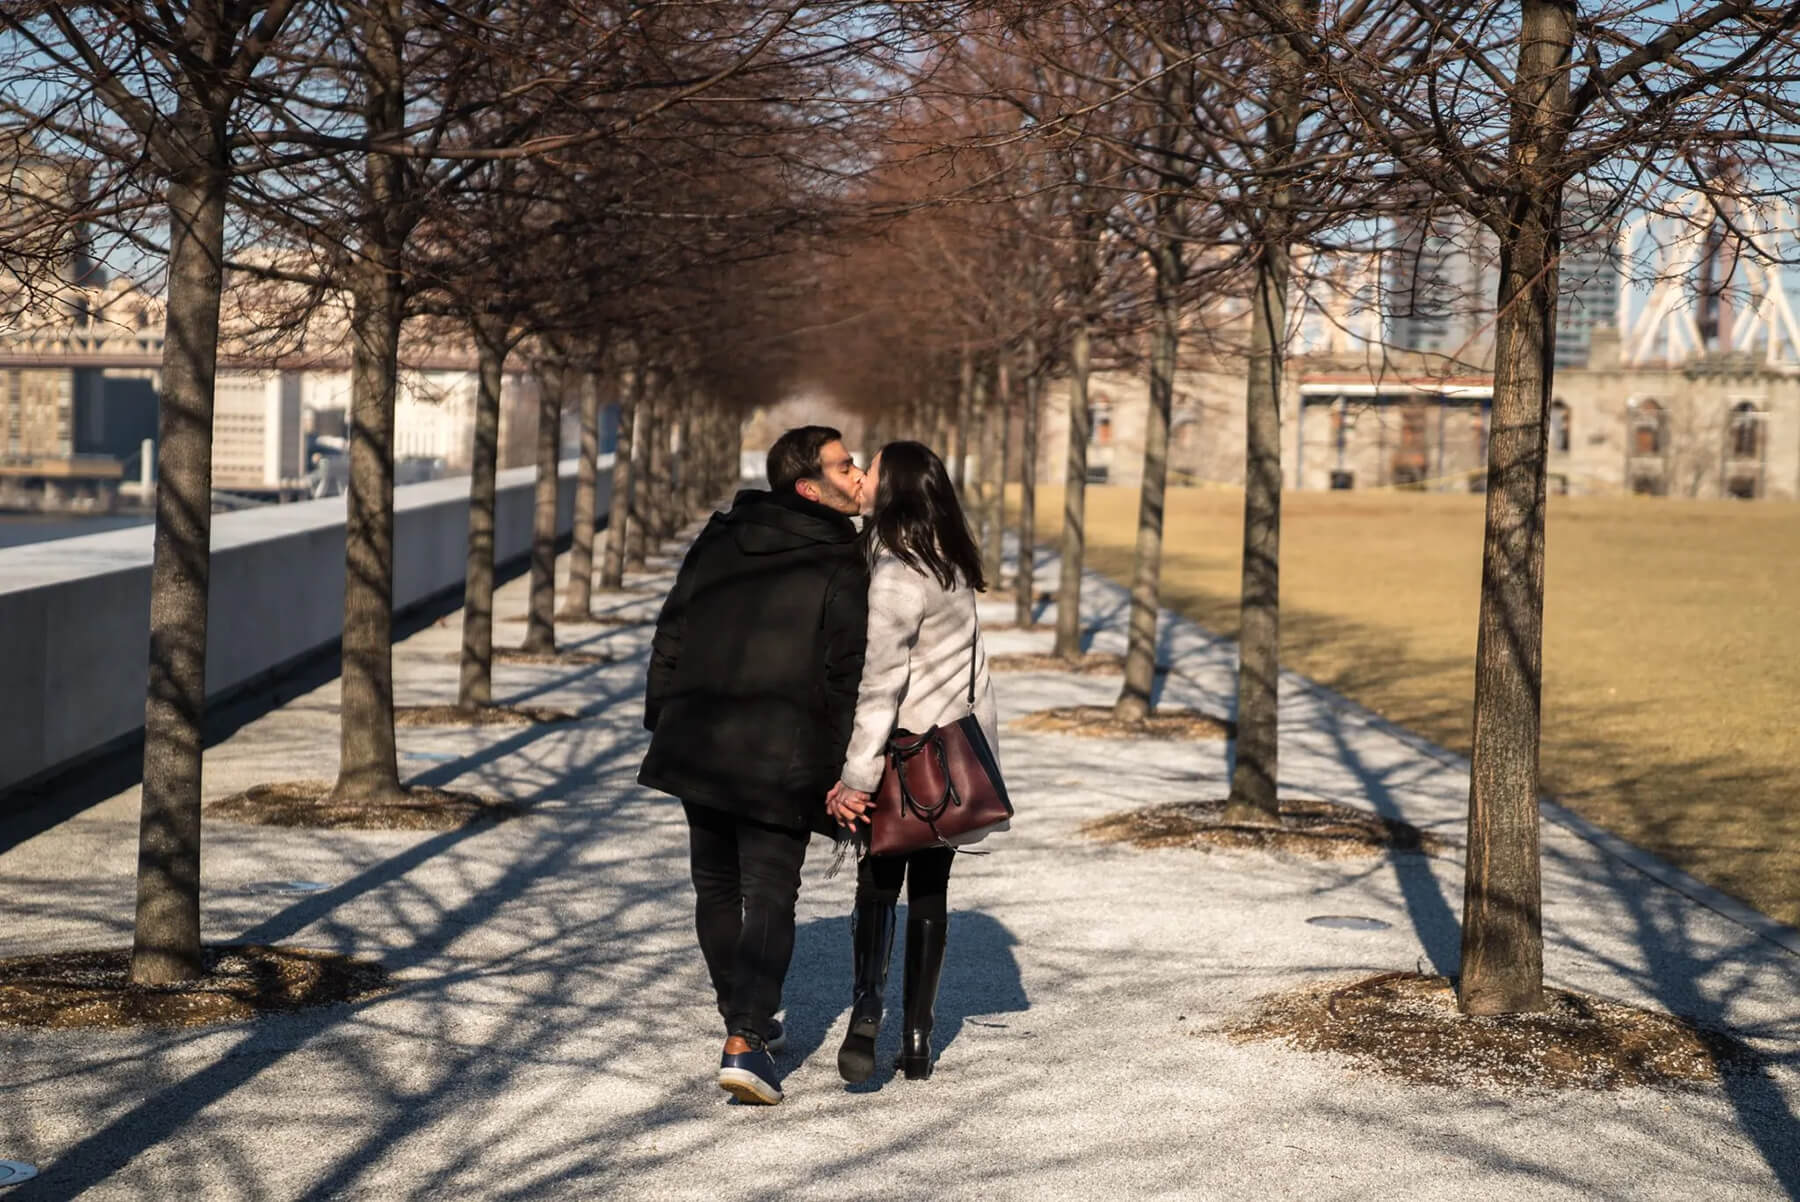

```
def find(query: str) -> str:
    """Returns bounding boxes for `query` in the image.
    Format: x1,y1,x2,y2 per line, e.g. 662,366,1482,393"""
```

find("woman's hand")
825,780,873,826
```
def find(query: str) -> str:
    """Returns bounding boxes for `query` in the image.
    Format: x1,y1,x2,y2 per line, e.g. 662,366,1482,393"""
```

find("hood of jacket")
727,488,859,555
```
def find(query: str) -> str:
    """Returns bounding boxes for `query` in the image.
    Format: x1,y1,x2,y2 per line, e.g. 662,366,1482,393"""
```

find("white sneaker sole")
718,1069,783,1105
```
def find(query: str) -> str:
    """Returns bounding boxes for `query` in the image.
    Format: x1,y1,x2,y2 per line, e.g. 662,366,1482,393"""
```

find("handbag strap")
966,610,979,711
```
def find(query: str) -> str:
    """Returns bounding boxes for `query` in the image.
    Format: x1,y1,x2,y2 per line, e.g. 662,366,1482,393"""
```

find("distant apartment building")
1554,191,1624,370
212,371,304,490
1,368,72,459
1381,201,1623,371
1383,208,1500,366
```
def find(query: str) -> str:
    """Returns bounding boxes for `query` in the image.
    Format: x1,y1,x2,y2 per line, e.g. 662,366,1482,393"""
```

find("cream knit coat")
839,552,1001,811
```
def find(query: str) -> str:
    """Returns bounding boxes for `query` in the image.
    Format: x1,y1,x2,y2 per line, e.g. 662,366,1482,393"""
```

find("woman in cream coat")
825,440,1001,1084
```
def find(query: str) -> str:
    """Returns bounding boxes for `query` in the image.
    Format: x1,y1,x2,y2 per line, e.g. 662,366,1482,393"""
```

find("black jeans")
683,800,810,1040
856,846,954,922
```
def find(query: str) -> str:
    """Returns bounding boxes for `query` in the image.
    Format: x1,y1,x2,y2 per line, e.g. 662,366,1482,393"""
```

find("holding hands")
825,780,872,827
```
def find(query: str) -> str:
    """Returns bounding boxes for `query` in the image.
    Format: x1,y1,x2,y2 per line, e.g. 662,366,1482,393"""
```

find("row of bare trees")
794,0,1800,1020
6,0,1799,1024
0,0,922,986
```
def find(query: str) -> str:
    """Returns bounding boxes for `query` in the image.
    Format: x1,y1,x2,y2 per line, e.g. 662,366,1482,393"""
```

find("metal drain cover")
243,880,331,896
1306,915,1392,931
0,1161,39,1185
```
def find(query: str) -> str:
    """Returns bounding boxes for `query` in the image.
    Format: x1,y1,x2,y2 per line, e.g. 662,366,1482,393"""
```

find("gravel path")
1,531,1795,1200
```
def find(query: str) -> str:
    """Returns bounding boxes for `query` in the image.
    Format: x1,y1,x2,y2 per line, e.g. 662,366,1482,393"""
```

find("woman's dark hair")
863,440,987,592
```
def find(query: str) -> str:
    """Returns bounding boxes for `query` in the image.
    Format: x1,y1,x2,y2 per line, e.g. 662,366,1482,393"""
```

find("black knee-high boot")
837,898,896,1083
899,915,947,1080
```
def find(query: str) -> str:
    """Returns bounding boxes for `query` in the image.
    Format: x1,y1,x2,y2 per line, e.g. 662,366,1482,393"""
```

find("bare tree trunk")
677,404,696,519
132,130,227,987
1054,318,1092,662
521,361,566,654
1223,243,1291,821
1224,3,1305,826
1015,341,1040,628
331,264,406,804
331,1,408,808
603,360,642,588
954,342,974,496
977,363,1003,581
628,378,657,568
649,384,675,542
560,366,603,619
1459,0,1572,1019
1116,228,1181,725
933,384,955,461
995,361,1013,586
458,322,506,708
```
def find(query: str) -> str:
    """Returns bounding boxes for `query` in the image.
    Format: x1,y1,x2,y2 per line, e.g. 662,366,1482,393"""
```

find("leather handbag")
868,635,1012,857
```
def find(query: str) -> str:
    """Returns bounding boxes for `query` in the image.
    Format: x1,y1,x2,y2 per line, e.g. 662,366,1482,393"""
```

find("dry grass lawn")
1023,485,1800,928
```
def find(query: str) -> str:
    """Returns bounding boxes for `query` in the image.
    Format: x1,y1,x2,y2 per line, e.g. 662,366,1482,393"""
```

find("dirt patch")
492,648,612,666
1232,972,1753,1091
209,780,519,830
541,610,650,627
1083,798,1448,859
395,703,578,727
1012,705,1234,740
445,649,612,667
0,945,390,1029
989,652,1173,676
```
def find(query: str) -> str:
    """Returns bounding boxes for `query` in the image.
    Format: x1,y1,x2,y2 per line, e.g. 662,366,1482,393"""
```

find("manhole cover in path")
1306,915,1392,931
0,1161,39,1185
243,881,331,896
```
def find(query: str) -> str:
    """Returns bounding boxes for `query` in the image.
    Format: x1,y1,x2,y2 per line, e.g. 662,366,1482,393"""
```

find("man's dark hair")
766,425,843,493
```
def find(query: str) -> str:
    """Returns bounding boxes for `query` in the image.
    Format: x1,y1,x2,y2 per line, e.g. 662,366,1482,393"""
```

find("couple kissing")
638,425,1006,1105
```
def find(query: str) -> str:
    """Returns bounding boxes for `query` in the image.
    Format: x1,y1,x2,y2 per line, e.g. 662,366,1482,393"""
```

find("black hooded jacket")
638,488,869,834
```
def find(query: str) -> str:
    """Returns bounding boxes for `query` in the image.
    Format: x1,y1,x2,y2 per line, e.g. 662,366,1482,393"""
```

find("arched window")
1629,399,1665,456
1549,399,1571,454
1728,401,1762,459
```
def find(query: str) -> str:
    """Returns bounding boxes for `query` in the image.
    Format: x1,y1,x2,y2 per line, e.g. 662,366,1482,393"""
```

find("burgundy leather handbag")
869,636,1012,856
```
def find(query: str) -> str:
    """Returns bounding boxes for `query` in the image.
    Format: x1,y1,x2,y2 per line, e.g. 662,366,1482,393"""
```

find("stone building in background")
1023,333,1800,502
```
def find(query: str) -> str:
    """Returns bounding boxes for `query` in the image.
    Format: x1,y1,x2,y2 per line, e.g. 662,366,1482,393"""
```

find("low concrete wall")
0,458,610,794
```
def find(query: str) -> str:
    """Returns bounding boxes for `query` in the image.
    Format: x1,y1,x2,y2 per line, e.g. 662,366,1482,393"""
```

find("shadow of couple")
776,908,1029,1091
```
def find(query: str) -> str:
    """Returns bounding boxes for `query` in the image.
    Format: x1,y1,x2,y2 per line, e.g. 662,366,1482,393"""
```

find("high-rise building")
1383,207,1500,365
1554,193,1623,369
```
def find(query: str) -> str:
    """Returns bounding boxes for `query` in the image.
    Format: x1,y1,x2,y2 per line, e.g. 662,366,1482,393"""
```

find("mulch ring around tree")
395,703,579,727
1011,705,1234,740
988,652,1172,676
1231,972,1755,1091
1083,798,1448,860
208,781,519,831
0,945,390,1030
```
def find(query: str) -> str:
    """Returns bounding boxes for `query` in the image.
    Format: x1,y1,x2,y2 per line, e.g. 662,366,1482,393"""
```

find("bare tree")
1258,0,1800,1013
1,0,311,984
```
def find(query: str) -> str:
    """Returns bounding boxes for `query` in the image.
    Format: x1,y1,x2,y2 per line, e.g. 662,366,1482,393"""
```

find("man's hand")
825,780,873,826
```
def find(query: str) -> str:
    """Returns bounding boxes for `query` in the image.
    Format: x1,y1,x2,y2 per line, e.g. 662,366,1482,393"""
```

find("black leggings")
856,846,954,922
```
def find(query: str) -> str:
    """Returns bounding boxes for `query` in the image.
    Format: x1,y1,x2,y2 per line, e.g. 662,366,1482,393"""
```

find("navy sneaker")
718,1036,783,1105
764,1019,786,1054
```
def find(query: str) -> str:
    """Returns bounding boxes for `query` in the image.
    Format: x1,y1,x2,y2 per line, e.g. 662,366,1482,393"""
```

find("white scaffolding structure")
1618,188,1800,367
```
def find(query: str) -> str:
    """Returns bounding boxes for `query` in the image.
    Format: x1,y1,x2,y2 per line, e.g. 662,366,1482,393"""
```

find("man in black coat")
639,425,868,1105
